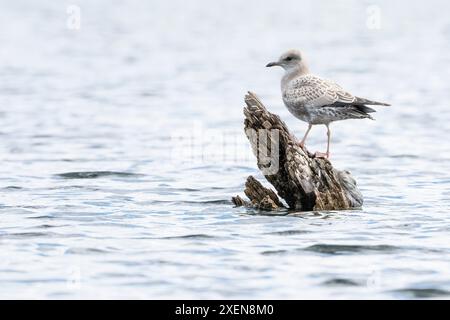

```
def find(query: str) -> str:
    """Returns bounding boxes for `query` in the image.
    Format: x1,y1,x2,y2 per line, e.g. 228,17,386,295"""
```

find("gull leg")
314,124,331,159
298,124,312,148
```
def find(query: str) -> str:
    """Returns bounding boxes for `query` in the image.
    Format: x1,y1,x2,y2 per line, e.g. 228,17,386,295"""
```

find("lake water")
0,0,449,299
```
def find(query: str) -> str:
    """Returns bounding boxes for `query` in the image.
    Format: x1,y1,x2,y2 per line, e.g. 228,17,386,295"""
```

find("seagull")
266,49,390,158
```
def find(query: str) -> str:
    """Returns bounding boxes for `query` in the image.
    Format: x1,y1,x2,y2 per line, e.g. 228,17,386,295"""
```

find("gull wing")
287,75,390,108
287,75,357,108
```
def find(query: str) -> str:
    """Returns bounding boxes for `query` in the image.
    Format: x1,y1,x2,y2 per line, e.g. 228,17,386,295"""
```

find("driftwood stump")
232,92,363,211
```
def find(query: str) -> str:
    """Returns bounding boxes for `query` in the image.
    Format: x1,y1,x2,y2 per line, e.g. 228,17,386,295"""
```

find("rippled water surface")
1,0,450,299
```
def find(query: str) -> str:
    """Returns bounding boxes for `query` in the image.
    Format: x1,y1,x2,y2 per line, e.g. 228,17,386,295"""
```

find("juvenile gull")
266,49,390,158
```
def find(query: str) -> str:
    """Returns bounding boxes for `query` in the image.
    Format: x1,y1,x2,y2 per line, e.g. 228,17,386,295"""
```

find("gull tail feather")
355,97,390,106
354,105,376,120
355,105,376,113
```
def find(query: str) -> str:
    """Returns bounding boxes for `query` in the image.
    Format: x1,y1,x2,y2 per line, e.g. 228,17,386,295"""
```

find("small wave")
27,215,55,220
36,224,58,229
186,199,231,205
162,234,216,240
389,154,419,159
0,232,81,239
267,229,310,236
176,188,201,192
151,199,231,205
305,244,399,255
0,232,49,239
391,288,450,298
65,247,113,255
3,186,22,190
261,249,288,255
322,278,361,287
55,171,142,179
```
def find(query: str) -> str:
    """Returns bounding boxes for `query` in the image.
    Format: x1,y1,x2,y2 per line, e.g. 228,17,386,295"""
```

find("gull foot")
314,151,329,159
297,141,305,149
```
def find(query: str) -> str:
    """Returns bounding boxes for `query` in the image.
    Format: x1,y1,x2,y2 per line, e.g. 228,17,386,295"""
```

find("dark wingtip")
355,97,391,106
357,105,377,113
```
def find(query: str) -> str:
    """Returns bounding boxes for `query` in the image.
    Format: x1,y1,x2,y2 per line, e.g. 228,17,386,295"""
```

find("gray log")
232,92,363,211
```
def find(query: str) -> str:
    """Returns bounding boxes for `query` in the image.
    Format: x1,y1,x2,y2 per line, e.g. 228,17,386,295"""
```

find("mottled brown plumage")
266,49,390,158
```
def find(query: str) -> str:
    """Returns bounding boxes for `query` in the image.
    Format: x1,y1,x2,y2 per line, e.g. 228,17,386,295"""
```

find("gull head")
266,49,309,74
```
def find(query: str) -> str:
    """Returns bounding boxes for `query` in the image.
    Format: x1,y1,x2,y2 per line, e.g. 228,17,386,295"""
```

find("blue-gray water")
0,0,449,299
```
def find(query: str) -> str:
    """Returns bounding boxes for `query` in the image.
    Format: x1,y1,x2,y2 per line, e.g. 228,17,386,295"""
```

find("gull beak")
266,61,279,67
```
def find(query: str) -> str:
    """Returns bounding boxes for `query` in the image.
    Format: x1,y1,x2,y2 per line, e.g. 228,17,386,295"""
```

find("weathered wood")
232,176,284,210
233,92,363,211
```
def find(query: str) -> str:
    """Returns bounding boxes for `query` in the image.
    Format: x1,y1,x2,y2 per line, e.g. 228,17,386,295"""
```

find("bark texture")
232,92,363,211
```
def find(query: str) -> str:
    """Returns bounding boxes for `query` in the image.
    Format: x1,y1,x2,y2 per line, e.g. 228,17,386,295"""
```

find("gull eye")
285,56,293,61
